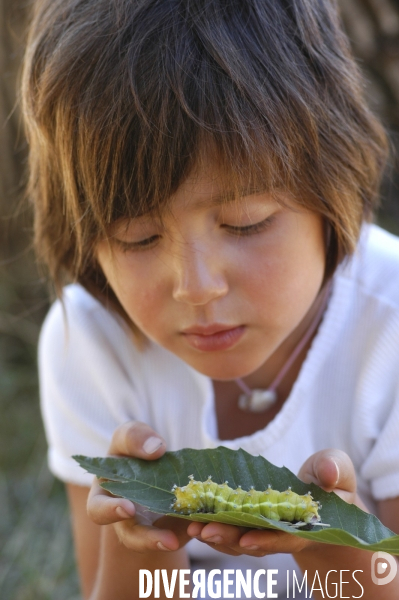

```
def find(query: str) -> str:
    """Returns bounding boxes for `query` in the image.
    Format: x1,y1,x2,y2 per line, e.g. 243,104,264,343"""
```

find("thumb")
297,449,357,500
109,421,166,460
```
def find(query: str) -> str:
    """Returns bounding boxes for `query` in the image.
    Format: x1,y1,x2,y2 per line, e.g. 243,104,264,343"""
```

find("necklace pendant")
238,389,277,412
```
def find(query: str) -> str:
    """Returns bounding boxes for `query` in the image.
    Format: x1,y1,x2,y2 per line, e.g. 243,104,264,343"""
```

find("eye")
222,215,275,236
114,235,161,252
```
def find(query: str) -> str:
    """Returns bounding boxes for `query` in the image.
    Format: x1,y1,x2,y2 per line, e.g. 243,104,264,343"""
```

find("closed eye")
223,215,275,236
114,235,161,252
113,214,276,252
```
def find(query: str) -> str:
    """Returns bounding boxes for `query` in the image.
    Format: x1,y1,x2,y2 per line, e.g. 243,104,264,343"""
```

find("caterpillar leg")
279,520,308,528
279,520,330,528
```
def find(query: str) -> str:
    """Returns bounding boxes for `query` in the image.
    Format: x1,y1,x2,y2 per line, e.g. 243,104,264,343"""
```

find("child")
22,0,399,598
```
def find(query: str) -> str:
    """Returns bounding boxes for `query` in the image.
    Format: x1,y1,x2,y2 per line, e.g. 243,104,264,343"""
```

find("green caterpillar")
171,475,327,527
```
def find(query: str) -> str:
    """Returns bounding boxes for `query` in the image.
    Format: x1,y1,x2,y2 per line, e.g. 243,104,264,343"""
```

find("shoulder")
39,284,139,370
337,223,399,310
40,284,126,346
319,224,399,397
38,284,193,387
39,284,138,387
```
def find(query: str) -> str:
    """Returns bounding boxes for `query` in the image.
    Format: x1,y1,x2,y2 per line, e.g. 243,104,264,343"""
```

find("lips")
180,324,246,352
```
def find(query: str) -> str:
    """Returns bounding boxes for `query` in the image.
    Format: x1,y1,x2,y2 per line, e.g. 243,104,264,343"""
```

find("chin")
188,356,266,381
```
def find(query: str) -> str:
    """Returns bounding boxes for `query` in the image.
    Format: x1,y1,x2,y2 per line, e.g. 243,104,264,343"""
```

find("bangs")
52,0,341,229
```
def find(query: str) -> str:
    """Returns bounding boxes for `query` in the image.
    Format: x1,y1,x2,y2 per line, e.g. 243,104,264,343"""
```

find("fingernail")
157,542,171,551
332,459,340,487
203,535,223,544
304,474,318,485
143,436,164,454
116,506,134,519
242,544,260,551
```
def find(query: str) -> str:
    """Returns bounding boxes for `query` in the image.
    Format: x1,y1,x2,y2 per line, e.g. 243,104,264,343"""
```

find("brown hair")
21,0,388,321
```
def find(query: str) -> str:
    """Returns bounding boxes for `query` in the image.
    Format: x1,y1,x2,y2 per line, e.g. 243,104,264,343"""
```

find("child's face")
97,168,326,380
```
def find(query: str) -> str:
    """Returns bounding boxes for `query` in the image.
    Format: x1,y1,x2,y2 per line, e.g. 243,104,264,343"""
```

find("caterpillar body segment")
172,477,323,525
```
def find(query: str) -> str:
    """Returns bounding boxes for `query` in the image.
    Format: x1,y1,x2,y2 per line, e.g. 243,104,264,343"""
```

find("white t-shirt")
39,223,399,596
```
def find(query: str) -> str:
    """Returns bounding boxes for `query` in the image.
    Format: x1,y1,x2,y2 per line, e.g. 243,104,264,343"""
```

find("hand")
87,421,191,553
187,448,362,557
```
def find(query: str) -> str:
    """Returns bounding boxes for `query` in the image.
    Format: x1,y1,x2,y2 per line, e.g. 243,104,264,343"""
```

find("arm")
67,483,190,600
378,496,399,536
67,484,100,599
70,422,192,600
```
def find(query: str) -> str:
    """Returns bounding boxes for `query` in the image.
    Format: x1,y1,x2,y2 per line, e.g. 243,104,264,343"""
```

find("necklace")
236,281,333,413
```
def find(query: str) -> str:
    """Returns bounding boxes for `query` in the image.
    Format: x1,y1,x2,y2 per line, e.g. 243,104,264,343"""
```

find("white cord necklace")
235,281,333,413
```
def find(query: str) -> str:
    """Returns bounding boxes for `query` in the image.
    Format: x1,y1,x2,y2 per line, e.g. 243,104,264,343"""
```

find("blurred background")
1,0,399,598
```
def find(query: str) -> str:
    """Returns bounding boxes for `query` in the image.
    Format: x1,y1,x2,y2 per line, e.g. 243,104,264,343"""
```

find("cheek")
115,277,166,333
238,216,326,317
97,249,166,333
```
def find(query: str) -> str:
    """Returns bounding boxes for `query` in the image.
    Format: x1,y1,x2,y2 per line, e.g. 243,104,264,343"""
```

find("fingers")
114,522,181,553
187,521,205,538
114,516,193,553
87,481,192,552
298,448,357,497
198,523,249,546
87,421,166,527
153,516,193,546
188,521,310,557
109,420,166,459
239,528,310,555
87,478,136,525
188,522,262,557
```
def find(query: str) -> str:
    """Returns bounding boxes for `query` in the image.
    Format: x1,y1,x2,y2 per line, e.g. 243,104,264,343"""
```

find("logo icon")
371,552,397,585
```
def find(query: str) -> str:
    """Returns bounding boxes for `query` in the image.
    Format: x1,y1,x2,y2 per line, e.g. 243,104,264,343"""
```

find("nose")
172,241,228,306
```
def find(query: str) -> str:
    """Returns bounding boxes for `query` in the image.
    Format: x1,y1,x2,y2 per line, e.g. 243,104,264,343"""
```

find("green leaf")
73,446,399,554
